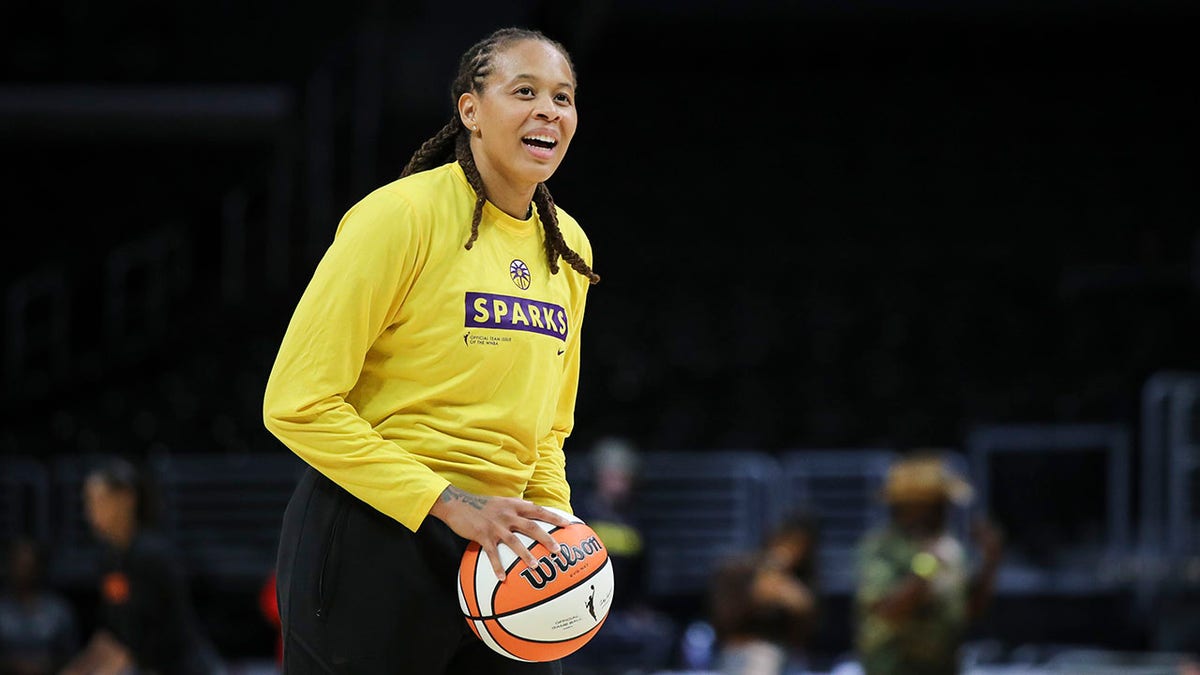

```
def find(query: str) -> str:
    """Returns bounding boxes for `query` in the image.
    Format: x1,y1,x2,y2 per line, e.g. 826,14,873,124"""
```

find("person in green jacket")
854,451,1004,675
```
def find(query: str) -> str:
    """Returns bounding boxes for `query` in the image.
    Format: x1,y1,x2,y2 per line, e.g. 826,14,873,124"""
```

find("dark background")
3,0,1199,668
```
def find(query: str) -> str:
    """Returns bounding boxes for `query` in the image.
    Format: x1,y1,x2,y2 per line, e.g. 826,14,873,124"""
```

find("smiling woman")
263,25,601,675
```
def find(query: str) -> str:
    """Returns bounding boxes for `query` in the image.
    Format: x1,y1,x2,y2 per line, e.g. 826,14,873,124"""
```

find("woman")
709,512,821,675
59,456,224,675
263,26,599,674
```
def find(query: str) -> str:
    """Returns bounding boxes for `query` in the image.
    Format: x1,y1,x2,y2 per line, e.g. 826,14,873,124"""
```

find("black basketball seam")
469,615,531,662
465,556,611,624
499,611,610,646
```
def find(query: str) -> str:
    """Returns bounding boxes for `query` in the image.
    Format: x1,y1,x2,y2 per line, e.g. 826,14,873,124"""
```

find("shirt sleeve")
262,188,451,531
520,338,577,512
522,235,592,514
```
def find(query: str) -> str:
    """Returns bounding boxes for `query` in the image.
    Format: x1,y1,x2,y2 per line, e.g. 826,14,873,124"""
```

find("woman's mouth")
522,134,558,159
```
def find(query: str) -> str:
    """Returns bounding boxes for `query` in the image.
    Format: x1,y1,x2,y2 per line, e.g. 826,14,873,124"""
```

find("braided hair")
400,27,599,285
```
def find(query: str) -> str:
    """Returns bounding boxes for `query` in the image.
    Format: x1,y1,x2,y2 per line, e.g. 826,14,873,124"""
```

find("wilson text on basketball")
519,536,604,590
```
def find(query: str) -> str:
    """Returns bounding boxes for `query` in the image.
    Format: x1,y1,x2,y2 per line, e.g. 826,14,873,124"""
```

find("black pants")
276,466,562,674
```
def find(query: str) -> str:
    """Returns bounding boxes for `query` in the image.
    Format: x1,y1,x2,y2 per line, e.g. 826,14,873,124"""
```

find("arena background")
2,1,1199,673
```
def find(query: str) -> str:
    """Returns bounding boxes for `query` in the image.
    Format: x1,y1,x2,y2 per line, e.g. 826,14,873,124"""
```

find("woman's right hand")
429,485,573,581
751,567,815,615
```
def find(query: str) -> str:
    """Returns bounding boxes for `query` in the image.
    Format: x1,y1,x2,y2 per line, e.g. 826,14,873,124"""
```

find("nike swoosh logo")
557,348,565,355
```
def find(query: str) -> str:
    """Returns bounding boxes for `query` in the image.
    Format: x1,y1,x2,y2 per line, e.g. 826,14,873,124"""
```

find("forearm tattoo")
441,485,488,510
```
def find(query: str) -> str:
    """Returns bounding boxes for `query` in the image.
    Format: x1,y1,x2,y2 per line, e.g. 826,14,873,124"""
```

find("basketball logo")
458,507,614,662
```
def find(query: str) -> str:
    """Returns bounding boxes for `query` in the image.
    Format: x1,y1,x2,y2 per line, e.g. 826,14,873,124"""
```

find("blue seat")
0,456,50,543
149,450,307,587
631,450,783,599
965,423,1133,595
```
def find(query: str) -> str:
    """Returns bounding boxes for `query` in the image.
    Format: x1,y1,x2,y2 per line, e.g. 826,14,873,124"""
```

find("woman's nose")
533,96,560,121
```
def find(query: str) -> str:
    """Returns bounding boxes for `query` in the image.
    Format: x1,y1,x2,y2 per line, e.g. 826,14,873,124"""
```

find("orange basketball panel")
458,544,484,619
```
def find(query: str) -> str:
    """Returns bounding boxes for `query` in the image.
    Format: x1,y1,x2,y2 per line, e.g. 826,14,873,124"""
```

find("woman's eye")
516,86,534,96
555,93,572,104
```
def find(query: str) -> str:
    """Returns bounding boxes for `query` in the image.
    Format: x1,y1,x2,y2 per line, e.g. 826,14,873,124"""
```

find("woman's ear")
458,93,478,132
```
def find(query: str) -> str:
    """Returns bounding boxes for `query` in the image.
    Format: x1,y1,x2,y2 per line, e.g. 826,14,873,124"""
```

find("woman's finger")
508,503,570,556
501,531,539,571
510,518,564,558
531,504,574,528
481,542,506,581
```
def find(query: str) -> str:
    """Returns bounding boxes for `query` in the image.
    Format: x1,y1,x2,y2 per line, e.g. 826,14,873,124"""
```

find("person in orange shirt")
59,456,225,675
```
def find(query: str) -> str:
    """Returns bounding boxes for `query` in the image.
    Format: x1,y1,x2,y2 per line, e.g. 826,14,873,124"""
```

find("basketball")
457,507,614,662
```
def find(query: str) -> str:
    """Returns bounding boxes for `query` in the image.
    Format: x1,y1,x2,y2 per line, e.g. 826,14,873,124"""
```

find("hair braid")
454,133,487,250
534,183,600,284
400,116,461,178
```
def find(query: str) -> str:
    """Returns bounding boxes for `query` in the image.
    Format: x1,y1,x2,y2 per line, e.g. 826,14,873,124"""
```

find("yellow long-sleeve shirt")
262,161,592,531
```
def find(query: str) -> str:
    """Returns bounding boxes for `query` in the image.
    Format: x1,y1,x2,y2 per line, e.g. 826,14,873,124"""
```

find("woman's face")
83,476,136,543
893,500,948,537
768,530,813,569
464,39,578,189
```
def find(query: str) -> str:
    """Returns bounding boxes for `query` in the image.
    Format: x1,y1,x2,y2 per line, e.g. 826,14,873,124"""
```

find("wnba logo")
519,536,604,590
510,259,531,290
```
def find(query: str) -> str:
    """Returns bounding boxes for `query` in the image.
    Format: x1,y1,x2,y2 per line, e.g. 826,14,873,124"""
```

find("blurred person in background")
566,436,678,673
853,451,1003,675
0,537,78,675
59,456,224,675
708,511,821,675
263,25,599,675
